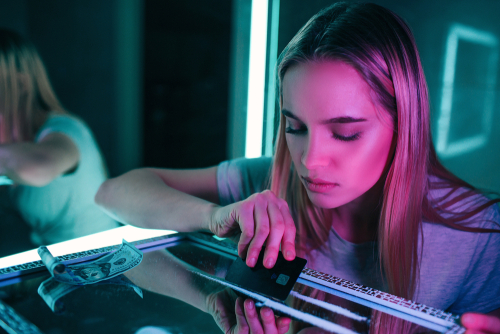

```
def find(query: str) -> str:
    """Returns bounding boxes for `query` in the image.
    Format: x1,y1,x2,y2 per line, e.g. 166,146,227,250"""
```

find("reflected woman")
96,2,500,333
0,29,119,248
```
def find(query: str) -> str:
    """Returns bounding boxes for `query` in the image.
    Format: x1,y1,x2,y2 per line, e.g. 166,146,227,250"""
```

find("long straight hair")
0,29,65,143
270,2,499,300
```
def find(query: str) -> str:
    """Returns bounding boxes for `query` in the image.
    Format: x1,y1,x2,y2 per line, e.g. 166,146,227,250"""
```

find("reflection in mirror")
0,29,119,257
0,234,465,333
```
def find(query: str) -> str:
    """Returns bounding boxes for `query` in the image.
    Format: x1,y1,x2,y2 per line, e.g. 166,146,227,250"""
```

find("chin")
306,191,350,209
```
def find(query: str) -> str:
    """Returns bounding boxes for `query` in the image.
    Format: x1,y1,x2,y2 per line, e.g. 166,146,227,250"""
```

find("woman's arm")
95,166,220,232
96,165,297,269
0,132,79,187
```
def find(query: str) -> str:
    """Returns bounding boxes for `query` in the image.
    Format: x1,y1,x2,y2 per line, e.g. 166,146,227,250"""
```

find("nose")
300,134,329,170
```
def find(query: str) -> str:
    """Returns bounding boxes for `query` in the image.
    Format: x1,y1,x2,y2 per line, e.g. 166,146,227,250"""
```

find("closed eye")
286,127,361,142
285,126,306,135
333,133,361,142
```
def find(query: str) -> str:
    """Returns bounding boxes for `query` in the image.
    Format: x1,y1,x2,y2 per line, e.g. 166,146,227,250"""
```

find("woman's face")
282,60,395,209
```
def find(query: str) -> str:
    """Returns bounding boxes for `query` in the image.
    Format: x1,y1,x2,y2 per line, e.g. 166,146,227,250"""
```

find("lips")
301,176,338,193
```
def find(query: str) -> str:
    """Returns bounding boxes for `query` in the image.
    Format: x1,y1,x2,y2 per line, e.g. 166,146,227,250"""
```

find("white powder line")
193,271,361,334
289,291,369,323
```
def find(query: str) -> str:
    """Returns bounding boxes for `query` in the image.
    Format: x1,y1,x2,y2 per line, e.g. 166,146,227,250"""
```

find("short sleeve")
36,114,89,147
217,157,272,206
417,202,500,314
450,205,500,313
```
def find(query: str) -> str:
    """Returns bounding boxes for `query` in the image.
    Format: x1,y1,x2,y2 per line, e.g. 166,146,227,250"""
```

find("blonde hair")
0,29,65,143
270,2,499,300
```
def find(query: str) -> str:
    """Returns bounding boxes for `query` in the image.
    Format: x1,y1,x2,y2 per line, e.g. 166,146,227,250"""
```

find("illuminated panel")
0,225,173,270
245,0,269,158
264,0,281,157
436,23,499,158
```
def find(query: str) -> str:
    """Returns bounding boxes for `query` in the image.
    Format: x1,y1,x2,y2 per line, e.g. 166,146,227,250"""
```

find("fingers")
237,204,256,261
462,312,500,333
234,297,250,334
260,307,280,334
263,202,285,268
236,190,297,268
279,202,296,261
276,316,292,334
246,199,270,267
243,299,280,334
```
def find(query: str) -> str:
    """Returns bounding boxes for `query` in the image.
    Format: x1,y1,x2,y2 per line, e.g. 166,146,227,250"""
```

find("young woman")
96,3,500,333
0,29,119,247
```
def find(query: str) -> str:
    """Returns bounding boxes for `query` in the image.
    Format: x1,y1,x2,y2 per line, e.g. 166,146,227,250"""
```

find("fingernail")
266,258,275,268
461,314,472,325
247,301,254,310
248,257,256,267
286,251,293,259
263,308,271,316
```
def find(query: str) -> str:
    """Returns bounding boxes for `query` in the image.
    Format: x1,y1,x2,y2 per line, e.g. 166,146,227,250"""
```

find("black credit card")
225,248,307,301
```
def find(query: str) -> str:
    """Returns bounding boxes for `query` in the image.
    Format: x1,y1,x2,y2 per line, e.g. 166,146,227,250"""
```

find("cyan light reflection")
436,23,499,158
264,0,281,157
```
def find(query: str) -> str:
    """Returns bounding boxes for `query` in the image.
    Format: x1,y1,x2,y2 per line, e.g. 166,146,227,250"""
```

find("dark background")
0,0,499,193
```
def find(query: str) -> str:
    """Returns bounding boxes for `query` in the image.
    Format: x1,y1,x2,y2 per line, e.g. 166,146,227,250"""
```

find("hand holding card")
225,247,307,301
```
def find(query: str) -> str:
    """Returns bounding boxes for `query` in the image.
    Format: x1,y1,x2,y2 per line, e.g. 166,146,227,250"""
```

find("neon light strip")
245,0,269,158
264,0,280,156
289,291,369,322
193,271,361,334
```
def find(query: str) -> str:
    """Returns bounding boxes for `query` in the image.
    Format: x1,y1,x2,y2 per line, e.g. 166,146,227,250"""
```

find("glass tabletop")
0,233,465,334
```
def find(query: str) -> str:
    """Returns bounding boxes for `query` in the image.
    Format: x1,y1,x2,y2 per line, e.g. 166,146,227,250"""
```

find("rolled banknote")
38,275,143,313
37,239,143,285
38,246,66,275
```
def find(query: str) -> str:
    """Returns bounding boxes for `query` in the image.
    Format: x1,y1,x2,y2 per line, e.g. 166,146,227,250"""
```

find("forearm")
95,168,218,232
125,250,216,312
0,134,79,187
0,144,56,186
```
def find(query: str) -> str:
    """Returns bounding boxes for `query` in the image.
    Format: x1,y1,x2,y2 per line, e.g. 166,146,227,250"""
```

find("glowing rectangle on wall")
436,23,499,158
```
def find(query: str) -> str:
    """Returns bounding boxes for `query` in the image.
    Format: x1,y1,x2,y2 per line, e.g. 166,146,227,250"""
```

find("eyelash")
285,126,361,142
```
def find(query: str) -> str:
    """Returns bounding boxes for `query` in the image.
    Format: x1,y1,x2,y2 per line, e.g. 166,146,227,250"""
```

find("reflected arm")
0,132,79,187
95,166,220,232
125,250,222,312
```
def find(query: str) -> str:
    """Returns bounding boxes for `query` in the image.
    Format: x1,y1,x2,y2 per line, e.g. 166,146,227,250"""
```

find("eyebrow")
281,109,367,124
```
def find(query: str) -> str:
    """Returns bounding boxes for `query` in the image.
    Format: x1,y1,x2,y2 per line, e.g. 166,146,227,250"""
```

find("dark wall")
1,0,498,188
143,0,231,169
26,1,119,175
278,0,500,193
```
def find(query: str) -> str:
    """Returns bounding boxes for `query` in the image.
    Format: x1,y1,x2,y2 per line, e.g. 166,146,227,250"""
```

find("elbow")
95,179,113,209
94,179,123,223
14,163,58,187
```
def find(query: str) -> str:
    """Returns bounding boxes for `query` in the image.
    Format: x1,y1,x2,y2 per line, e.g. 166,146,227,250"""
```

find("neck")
329,177,385,244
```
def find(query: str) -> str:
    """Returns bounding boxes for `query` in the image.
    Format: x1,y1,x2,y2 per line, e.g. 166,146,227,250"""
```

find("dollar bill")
37,246,66,275
38,275,143,313
37,239,143,285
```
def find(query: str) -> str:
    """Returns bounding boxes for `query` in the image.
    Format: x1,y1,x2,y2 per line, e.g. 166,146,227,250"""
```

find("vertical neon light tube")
245,0,269,158
264,0,280,156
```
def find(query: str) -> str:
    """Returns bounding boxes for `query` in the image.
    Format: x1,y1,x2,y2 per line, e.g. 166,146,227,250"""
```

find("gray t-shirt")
217,157,500,315
10,113,119,245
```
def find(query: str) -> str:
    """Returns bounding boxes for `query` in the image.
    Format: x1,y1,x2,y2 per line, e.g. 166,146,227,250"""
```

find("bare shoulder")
148,166,219,204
